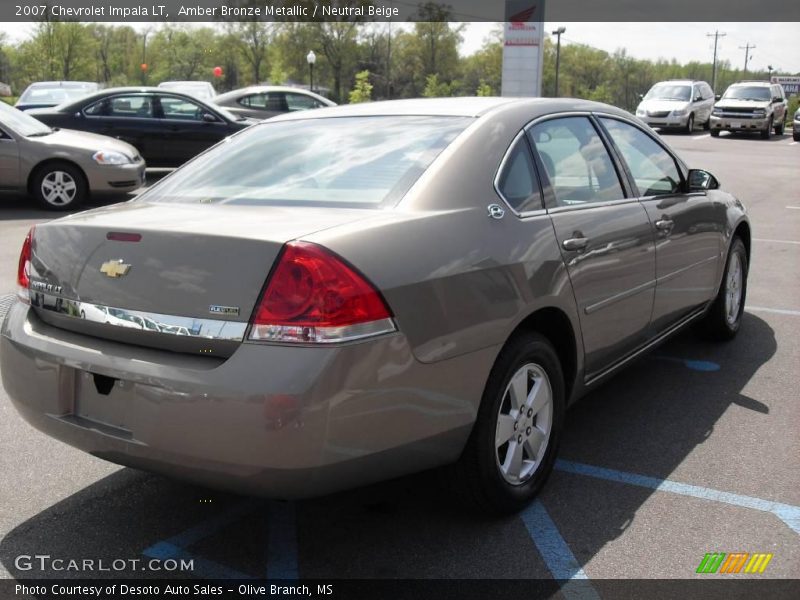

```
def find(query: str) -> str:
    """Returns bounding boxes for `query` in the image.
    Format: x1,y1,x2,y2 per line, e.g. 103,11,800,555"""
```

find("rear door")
527,115,656,377
84,94,157,161
598,116,722,334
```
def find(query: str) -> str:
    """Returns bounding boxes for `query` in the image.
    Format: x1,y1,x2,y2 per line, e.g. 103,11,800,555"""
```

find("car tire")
703,118,711,131
761,117,772,140
775,121,785,135
699,237,748,341
710,129,720,137
794,131,800,142
451,332,565,514
685,114,694,134
31,162,87,211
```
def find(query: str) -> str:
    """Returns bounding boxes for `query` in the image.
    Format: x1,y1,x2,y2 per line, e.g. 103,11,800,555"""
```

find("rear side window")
496,136,542,213
141,116,472,208
528,116,625,206
600,118,682,196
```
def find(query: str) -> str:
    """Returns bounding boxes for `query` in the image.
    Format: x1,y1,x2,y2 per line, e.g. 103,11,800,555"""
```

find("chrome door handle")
655,219,674,231
562,237,589,251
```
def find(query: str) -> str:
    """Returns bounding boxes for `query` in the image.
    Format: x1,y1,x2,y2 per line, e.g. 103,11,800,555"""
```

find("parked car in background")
28,87,256,167
635,80,715,133
15,81,99,111
710,81,787,138
0,99,144,210
793,107,800,142
2,98,750,513
214,86,336,119
157,81,216,101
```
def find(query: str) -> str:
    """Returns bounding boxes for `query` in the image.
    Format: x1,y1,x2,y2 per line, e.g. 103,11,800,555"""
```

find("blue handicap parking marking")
654,355,721,371
555,460,800,535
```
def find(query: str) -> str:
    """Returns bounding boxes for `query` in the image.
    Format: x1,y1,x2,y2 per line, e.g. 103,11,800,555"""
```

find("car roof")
158,81,214,86
26,81,97,88
265,97,632,122
215,85,333,101
729,81,771,86
55,86,215,110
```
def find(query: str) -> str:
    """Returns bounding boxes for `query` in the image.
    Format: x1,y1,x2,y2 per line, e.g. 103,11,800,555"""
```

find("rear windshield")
20,83,96,104
142,116,472,208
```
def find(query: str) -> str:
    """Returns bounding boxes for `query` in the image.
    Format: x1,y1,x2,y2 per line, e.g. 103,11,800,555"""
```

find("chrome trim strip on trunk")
29,291,248,342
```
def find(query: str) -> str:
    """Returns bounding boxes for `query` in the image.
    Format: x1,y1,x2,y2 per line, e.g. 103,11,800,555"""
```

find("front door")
527,116,656,377
598,117,722,334
0,129,20,189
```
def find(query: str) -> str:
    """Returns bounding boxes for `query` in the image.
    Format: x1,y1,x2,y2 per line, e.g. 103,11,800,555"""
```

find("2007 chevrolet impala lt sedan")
1,98,750,513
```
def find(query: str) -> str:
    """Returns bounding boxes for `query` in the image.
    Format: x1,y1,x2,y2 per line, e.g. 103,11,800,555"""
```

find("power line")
739,43,756,76
706,30,726,94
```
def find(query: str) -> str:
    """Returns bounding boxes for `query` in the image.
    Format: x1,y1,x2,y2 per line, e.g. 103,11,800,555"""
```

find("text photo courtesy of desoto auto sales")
0,1,798,599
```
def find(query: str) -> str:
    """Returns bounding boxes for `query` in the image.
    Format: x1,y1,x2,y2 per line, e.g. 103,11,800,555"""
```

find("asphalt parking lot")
0,131,798,591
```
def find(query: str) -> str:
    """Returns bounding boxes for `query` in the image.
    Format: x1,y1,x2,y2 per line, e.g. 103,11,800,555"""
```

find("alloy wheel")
724,252,743,326
495,363,553,485
40,170,77,207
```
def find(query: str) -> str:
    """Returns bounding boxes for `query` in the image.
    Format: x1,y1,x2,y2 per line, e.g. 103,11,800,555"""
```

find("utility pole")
706,30,726,94
739,43,755,76
552,27,566,97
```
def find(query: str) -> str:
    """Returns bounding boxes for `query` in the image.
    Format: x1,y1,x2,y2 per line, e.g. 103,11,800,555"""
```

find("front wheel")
761,117,773,140
710,129,720,137
452,333,565,514
703,118,711,131
31,162,87,211
775,120,785,135
685,114,695,134
699,237,748,340
794,131,800,142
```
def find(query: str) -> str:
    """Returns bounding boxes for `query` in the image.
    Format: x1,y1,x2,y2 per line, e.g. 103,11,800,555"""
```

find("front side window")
140,116,472,208
496,136,542,213
529,116,625,206
600,118,682,197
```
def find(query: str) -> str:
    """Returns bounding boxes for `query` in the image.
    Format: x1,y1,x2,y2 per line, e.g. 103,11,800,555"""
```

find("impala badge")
100,259,131,278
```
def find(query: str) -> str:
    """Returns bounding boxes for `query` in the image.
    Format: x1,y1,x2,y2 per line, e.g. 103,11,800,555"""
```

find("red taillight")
17,227,34,301
249,242,395,344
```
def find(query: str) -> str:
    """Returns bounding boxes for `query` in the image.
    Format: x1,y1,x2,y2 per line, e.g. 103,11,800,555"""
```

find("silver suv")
711,81,787,139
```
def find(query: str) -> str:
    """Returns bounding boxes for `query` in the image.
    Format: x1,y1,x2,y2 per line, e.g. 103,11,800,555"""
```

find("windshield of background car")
0,100,51,136
20,84,95,104
722,86,771,101
161,84,215,100
141,116,473,208
644,85,691,101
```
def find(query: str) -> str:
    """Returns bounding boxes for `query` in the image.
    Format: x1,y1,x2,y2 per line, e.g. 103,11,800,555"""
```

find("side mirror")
715,94,721,101
687,169,719,192
694,96,702,102
201,112,217,123
638,93,644,100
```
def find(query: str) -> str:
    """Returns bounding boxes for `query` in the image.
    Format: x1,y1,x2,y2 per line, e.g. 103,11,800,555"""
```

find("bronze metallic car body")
1,98,750,505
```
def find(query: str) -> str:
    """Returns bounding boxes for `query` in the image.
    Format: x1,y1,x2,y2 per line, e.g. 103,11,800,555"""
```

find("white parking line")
754,238,800,245
748,306,800,317
787,206,800,210
790,141,798,146
691,134,710,140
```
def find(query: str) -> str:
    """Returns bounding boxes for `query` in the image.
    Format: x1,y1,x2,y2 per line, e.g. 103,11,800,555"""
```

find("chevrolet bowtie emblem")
100,259,131,278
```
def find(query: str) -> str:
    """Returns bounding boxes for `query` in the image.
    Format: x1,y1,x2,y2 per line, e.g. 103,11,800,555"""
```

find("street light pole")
552,27,566,97
306,50,316,93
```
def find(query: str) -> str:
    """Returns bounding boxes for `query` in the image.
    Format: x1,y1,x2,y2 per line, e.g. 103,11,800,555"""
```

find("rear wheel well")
506,307,577,402
27,159,88,195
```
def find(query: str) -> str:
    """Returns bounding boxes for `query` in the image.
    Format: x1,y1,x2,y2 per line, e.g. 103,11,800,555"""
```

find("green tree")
348,70,373,103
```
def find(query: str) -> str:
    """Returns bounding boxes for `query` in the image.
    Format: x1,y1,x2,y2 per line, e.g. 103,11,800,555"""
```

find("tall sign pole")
501,1,545,97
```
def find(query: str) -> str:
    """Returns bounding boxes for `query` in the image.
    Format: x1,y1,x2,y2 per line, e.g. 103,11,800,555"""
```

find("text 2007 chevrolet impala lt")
1,98,749,513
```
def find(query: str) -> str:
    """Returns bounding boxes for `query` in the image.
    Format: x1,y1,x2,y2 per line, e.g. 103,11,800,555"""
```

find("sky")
1,21,798,74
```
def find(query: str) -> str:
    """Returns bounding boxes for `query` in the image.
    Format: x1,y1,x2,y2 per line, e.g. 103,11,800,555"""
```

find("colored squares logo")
697,552,773,574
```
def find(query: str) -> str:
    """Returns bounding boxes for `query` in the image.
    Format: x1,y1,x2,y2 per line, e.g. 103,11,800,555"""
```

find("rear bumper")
1,302,490,498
